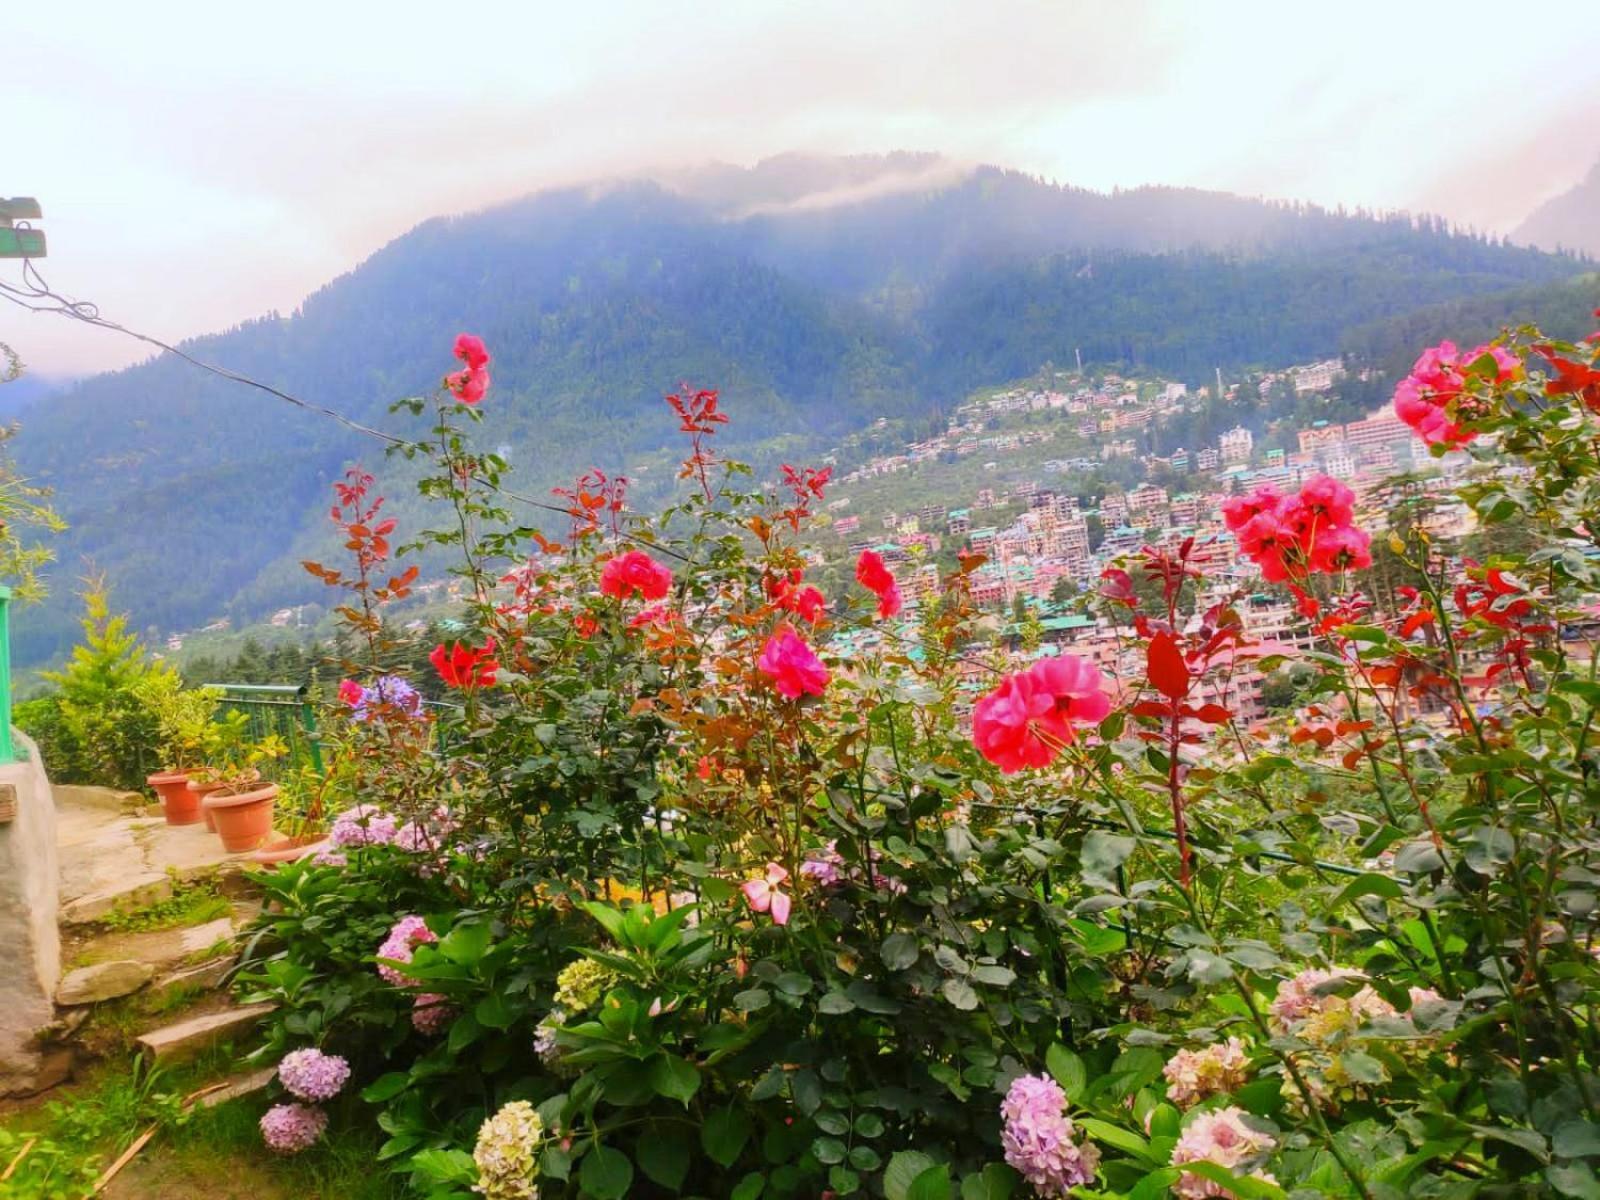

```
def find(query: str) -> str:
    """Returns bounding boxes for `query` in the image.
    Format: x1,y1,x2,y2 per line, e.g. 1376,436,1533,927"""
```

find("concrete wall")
0,731,61,1096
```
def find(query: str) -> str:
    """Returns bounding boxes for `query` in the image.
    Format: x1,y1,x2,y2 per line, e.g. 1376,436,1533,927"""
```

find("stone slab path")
56,789,254,924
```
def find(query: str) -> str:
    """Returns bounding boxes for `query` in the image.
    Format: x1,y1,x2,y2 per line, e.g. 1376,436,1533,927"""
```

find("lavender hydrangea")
260,1102,328,1154
311,848,348,868
533,1009,567,1067
376,914,437,986
1000,1073,1100,1196
329,803,399,848
277,1047,351,1102
349,675,423,722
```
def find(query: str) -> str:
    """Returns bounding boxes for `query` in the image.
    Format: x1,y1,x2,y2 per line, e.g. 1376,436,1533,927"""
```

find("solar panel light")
0,197,45,258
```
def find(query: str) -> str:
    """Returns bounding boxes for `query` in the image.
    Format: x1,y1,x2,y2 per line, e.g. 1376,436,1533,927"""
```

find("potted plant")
195,734,288,853
244,763,333,866
184,708,249,830
135,676,223,825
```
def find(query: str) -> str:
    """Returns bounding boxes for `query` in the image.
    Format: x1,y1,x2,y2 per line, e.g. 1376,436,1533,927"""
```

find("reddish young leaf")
1193,703,1232,724
1147,631,1190,701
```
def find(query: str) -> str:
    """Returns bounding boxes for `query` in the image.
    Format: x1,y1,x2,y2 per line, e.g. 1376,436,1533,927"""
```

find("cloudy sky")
7,0,1599,377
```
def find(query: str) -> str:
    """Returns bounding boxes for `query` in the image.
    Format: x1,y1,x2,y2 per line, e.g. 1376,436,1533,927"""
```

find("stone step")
194,1065,276,1108
135,1002,276,1063
55,960,155,1005
60,873,174,926
149,956,234,1003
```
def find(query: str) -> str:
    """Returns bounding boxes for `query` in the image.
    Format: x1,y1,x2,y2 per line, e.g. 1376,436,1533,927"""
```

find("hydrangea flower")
553,958,613,1013
1163,1038,1250,1107
1170,1106,1277,1200
343,674,422,722
799,841,846,886
534,1009,567,1067
376,915,437,986
412,993,457,1036
311,848,348,868
329,803,398,849
260,1102,328,1155
277,1047,351,1102
473,1099,544,1200
999,1073,1100,1196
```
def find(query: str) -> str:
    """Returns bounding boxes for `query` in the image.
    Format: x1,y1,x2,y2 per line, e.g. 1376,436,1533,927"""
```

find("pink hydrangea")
376,915,437,986
1163,1037,1251,1107
1268,967,1361,1028
311,849,348,868
277,1047,351,1102
999,1073,1100,1196
393,821,441,854
1171,1107,1277,1200
260,1102,328,1155
412,993,457,1036
800,841,846,886
329,804,398,848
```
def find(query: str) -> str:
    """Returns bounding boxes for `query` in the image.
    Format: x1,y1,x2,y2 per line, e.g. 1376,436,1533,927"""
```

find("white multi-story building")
1219,426,1254,467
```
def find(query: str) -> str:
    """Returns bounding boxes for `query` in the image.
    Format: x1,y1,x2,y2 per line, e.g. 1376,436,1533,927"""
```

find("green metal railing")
0,586,13,765
213,683,323,775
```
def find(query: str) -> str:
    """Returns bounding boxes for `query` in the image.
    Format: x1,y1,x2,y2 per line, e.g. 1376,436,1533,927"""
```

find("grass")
0,1049,403,1200
96,877,233,935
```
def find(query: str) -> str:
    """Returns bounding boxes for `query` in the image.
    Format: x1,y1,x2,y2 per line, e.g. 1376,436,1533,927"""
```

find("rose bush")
238,315,1600,1199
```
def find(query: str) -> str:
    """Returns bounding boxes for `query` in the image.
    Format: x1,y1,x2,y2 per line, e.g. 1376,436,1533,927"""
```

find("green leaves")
579,1144,633,1200
881,932,920,970
1045,1044,1086,1103
637,1134,690,1191
886,1152,940,1200
648,1052,701,1105
702,1105,751,1168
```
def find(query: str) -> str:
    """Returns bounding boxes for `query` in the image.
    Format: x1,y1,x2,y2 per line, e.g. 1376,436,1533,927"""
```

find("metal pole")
0,586,15,764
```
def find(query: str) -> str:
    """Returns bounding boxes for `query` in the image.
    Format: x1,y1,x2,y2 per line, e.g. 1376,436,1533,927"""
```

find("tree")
33,577,172,787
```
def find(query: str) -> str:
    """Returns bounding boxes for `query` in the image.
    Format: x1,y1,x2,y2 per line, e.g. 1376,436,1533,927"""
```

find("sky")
7,0,1600,378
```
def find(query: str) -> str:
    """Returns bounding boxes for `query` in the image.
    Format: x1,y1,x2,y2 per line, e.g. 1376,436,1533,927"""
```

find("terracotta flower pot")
148,770,200,825
245,832,329,867
203,783,279,853
187,777,228,832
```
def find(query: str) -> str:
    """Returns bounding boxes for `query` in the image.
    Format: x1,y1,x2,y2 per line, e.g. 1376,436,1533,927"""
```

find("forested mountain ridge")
1513,156,1600,258
9,155,1594,664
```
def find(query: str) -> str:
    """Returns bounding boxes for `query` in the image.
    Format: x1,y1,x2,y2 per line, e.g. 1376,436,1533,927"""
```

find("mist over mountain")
1514,157,1600,259
10,154,1594,665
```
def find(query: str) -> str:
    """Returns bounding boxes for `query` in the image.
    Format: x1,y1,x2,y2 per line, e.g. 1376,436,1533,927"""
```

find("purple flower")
393,820,441,854
799,841,845,886
376,914,437,986
260,1103,328,1154
350,675,423,722
1000,1073,1100,1197
277,1047,351,1102
329,804,398,848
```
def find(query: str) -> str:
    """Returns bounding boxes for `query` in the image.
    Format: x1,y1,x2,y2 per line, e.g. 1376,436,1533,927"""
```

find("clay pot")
187,777,228,831
148,770,200,825
202,783,279,853
244,832,329,867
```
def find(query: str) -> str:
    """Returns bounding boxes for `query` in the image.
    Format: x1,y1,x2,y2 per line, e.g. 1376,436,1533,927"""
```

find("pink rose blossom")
742,863,792,926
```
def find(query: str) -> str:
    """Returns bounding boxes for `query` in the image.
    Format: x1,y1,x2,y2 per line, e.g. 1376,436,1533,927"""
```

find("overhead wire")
0,260,619,531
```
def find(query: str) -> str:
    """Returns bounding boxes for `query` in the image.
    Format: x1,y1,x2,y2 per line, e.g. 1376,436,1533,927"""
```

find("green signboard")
0,227,46,258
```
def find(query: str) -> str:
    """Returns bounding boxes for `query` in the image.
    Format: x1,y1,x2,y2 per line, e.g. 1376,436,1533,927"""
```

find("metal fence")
212,683,323,775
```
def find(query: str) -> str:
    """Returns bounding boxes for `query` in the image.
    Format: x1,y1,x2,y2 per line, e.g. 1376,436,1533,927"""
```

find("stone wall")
0,731,61,1096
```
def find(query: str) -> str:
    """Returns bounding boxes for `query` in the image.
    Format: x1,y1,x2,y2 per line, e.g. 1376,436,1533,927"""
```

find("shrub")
236,320,1600,1199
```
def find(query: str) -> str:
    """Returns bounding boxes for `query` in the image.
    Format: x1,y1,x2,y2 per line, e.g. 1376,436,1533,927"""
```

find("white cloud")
5,0,1598,376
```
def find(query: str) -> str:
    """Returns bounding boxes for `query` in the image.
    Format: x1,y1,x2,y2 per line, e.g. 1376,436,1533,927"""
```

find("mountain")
1513,157,1600,258
9,155,1594,665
